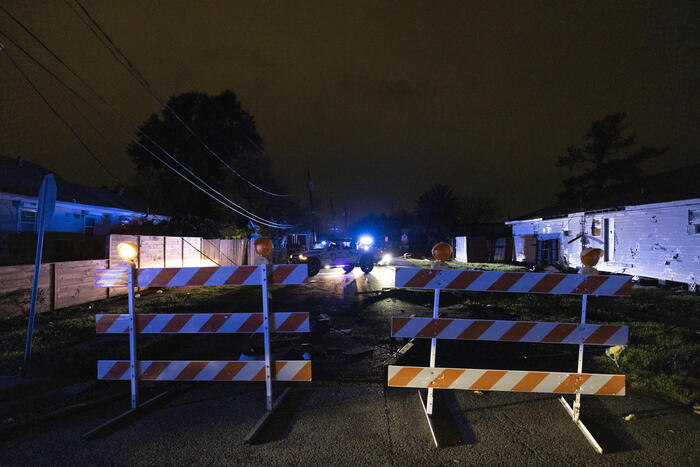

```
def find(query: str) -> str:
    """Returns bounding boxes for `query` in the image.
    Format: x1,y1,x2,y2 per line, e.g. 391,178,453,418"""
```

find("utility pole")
307,168,316,243
343,206,348,231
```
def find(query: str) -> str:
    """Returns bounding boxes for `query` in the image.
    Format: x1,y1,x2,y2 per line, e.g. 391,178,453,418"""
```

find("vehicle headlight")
381,253,392,264
299,254,307,261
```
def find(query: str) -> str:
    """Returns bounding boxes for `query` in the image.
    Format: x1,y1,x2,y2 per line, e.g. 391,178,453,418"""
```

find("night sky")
1,1,698,223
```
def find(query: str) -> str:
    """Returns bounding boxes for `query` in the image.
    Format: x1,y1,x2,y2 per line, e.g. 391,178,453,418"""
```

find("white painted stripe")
589,276,624,296
150,361,187,380
477,321,510,341
439,320,470,340
275,361,305,380
140,316,165,333
168,268,198,286
437,269,462,288
507,273,544,293
275,265,308,284
244,267,265,286
550,274,585,295
135,268,161,287
606,326,628,345
464,271,501,291
218,314,251,332
395,268,442,288
536,372,569,392
177,314,209,332
489,370,522,391
194,361,226,380
520,322,558,342
205,267,237,286
235,361,264,381
450,368,483,389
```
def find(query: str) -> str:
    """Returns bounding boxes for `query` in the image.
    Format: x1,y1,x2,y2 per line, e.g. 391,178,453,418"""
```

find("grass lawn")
405,258,527,271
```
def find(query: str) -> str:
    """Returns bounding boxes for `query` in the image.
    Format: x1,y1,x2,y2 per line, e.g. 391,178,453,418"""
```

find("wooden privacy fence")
108,235,251,269
0,259,109,318
0,235,252,318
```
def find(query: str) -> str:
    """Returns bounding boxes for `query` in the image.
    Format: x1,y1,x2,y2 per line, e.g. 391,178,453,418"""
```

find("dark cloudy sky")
1,0,698,223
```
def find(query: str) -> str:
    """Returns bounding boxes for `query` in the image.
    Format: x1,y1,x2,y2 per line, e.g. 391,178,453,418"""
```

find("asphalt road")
1,265,698,466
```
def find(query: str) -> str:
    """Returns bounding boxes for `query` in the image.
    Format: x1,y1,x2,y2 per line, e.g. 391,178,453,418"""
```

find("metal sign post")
21,174,56,376
127,265,139,409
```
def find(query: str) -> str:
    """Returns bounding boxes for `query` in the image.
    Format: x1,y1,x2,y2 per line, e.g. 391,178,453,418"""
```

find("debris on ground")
606,345,626,367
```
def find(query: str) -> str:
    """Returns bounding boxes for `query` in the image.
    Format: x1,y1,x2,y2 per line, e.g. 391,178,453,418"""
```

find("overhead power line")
70,0,289,198
0,19,293,228
0,39,120,183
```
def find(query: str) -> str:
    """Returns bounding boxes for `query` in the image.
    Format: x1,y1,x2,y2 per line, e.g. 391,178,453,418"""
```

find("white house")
0,155,169,235
0,191,169,235
507,198,700,289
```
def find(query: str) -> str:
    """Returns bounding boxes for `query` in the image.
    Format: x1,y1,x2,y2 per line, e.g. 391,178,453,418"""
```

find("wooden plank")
182,237,201,266
202,238,221,266
165,236,183,268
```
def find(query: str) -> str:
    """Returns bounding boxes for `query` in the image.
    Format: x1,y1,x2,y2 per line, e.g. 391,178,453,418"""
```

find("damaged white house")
506,197,700,289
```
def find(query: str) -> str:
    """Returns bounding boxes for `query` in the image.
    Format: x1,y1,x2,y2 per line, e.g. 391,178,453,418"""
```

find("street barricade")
88,263,310,442
388,267,631,452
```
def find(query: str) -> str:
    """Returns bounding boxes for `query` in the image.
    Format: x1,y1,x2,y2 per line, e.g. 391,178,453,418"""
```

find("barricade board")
97,312,310,333
137,266,263,287
99,360,312,381
395,267,632,296
391,317,628,345
387,366,625,395
132,264,308,287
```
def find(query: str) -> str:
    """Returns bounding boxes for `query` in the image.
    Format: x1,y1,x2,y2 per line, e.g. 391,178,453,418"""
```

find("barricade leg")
417,287,441,447
261,264,273,411
573,294,587,421
244,264,294,444
558,293,603,454
426,288,440,415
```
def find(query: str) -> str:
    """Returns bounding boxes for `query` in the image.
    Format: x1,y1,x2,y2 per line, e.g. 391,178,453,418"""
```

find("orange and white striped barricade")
389,267,631,452
88,263,310,442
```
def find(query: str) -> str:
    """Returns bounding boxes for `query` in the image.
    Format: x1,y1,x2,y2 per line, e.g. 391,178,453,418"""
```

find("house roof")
512,163,700,221
0,155,155,214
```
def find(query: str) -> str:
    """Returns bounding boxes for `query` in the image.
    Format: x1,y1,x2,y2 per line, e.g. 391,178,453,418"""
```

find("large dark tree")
414,184,460,245
128,90,289,226
458,196,501,226
556,112,666,203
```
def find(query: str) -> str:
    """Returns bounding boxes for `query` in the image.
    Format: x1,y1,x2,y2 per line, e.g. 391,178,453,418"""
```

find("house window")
689,210,700,235
591,218,601,236
20,209,37,225
84,216,98,235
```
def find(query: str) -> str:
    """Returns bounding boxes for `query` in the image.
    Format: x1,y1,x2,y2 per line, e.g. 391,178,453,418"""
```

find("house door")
536,238,559,265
